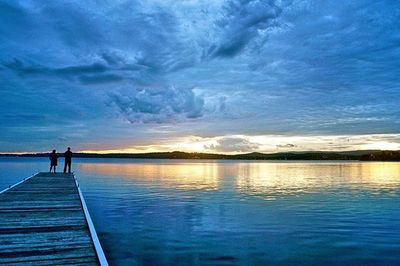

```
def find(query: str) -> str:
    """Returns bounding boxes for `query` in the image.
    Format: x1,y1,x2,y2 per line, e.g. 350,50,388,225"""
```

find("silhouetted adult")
64,147,73,173
49,150,58,173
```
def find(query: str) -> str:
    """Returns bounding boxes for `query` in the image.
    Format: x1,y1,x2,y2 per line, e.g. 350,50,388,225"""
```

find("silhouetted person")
64,147,72,173
49,150,58,173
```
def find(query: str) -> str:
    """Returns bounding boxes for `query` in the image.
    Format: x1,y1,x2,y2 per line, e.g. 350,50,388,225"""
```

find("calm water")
1,157,400,265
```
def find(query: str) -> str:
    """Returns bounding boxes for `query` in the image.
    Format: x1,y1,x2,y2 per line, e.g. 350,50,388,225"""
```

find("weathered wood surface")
0,173,102,265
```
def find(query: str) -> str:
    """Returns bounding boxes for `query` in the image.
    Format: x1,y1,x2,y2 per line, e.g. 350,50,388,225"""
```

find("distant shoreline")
1,150,399,161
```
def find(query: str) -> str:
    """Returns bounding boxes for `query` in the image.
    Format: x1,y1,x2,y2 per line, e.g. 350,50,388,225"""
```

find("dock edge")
0,172,38,195
74,175,109,266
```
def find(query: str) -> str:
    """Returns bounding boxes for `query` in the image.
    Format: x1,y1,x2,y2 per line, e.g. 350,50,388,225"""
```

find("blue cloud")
108,86,205,123
209,0,283,58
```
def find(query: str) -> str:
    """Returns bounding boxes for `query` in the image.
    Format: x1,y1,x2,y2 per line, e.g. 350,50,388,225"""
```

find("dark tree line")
361,151,400,161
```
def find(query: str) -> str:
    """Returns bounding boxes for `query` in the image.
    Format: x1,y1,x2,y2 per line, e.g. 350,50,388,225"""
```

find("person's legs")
54,166,56,173
68,160,71,173
49,165,52,173
64,161,67,173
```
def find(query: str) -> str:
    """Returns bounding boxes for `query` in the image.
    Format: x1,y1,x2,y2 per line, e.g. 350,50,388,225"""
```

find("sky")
1,0,400,154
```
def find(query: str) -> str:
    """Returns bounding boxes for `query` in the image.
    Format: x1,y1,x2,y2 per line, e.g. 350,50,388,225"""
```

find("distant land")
1,150,400,161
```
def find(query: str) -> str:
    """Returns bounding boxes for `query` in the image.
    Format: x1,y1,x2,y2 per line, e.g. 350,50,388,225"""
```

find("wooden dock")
0,173,108,265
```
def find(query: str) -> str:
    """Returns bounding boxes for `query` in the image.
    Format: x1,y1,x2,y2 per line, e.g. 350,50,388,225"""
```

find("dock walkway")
0,172,107,265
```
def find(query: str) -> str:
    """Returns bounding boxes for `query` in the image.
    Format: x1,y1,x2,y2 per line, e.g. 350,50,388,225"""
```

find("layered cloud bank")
1,1,399,152
80,134,400,155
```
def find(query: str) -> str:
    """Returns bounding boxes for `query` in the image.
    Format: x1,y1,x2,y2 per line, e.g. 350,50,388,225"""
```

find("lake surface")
1,157,399,265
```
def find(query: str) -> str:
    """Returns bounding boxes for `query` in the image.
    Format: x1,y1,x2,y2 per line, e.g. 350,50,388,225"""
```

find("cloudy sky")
1,0,399,153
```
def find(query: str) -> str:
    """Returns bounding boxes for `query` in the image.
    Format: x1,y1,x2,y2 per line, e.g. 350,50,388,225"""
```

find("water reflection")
1,158,400,265
78,160,220,191
76,160,400,197
235,162,400,198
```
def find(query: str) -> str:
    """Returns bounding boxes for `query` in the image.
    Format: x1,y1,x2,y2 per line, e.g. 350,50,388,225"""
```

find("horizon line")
1,149,399,156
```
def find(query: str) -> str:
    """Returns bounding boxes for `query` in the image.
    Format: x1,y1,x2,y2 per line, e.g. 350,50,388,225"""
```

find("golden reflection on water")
235,162,400,197
77,161,400,194
78,161,220,190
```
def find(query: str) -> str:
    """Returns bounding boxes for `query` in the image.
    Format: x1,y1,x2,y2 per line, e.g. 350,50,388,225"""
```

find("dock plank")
0,173,107,265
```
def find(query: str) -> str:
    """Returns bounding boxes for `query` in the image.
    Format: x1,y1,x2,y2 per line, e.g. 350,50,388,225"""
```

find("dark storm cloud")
2,58,148,85
3,60,108,77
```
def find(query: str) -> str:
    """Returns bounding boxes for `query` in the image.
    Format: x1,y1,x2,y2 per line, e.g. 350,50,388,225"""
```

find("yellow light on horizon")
361,141,400,151
76,134,400,154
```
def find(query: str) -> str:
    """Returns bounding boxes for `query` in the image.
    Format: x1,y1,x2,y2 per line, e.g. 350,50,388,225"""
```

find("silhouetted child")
49,150,58,173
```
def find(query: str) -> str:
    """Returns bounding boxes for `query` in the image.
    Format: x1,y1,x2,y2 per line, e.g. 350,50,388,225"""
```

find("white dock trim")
75,175,109,266
0,172,38,194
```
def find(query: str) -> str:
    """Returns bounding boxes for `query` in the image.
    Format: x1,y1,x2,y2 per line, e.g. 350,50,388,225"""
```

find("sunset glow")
79,134,400,154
